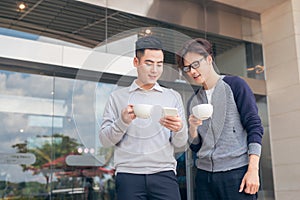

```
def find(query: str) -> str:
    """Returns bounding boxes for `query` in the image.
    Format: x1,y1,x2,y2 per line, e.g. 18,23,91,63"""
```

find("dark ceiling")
0,0,246,63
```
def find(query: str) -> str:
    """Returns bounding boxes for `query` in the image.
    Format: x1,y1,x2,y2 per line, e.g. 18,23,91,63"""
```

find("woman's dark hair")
176,38,213,69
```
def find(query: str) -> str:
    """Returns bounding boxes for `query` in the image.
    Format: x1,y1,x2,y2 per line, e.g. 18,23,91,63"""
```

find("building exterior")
0,0,299,199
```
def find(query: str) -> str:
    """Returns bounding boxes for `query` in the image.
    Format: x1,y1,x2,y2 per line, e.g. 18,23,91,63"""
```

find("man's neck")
135,80,155,90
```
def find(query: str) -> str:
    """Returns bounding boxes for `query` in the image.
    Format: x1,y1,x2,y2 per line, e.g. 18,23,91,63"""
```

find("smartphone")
162,107,178,117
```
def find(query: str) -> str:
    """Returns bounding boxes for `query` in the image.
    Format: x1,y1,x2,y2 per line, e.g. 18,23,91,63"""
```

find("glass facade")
0,64,191,199
0,67,117,199
0,1,274,200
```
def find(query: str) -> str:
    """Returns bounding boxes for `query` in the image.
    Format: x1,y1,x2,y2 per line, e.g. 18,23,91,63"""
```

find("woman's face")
183,52,212,86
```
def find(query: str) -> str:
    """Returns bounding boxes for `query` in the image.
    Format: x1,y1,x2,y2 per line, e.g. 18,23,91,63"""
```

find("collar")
129,80,163,92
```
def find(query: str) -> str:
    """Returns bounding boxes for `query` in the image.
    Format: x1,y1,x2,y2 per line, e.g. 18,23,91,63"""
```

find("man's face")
183,51,212,86
134,49,164,90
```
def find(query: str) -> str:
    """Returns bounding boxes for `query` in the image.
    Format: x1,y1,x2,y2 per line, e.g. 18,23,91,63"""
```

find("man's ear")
133,57,139,68
207,55,213,65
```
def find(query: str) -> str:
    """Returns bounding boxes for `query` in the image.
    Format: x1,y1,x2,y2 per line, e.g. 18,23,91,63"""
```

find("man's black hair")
135,36,163,58
135,36,163,51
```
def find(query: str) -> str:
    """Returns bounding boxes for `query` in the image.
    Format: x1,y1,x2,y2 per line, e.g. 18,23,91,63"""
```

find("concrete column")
261,0,300,199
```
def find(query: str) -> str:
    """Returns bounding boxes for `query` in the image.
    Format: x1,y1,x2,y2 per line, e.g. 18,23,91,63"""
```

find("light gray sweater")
99,81,188,174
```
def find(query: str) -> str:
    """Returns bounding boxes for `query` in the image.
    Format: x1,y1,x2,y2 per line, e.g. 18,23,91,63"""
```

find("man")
177,38,263,200
99,36,188,200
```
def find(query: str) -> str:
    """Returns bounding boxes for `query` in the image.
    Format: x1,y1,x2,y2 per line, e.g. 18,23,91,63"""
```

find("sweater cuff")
115,117,129,133
248,143,261,156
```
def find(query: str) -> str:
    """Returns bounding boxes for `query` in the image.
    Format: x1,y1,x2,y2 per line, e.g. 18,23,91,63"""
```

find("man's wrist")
248,154,260,171
189,127,197,138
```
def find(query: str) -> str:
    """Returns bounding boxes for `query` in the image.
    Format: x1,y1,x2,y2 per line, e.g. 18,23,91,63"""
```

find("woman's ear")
133,57,139,68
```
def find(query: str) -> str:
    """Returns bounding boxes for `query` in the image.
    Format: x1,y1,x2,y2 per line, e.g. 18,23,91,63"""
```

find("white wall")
0,35,136,76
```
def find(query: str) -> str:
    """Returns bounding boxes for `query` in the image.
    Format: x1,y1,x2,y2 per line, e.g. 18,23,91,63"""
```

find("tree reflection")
8,134,81,198
12,133,80,174
8,134,115,199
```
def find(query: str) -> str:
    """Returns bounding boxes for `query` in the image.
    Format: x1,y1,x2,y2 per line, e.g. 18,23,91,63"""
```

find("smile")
193,74,200,79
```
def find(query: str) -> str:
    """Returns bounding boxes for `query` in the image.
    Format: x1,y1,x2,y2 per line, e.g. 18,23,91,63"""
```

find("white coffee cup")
192,104,213,120
133,104,153,119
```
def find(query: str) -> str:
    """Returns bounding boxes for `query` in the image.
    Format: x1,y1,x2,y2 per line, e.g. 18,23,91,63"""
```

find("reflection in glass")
0,70,117,199
0,70,54,198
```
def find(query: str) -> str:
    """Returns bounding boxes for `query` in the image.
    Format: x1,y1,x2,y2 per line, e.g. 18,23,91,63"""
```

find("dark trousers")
116,170,181,200
195,165,257,200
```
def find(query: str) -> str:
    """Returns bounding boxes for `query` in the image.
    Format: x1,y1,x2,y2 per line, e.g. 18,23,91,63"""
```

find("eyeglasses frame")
182,57,206,73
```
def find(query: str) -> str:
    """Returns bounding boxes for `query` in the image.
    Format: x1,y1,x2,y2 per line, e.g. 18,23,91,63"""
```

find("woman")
177,38,263,200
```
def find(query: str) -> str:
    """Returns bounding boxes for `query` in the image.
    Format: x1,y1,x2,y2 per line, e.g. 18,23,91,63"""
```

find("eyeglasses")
182,57,206,73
